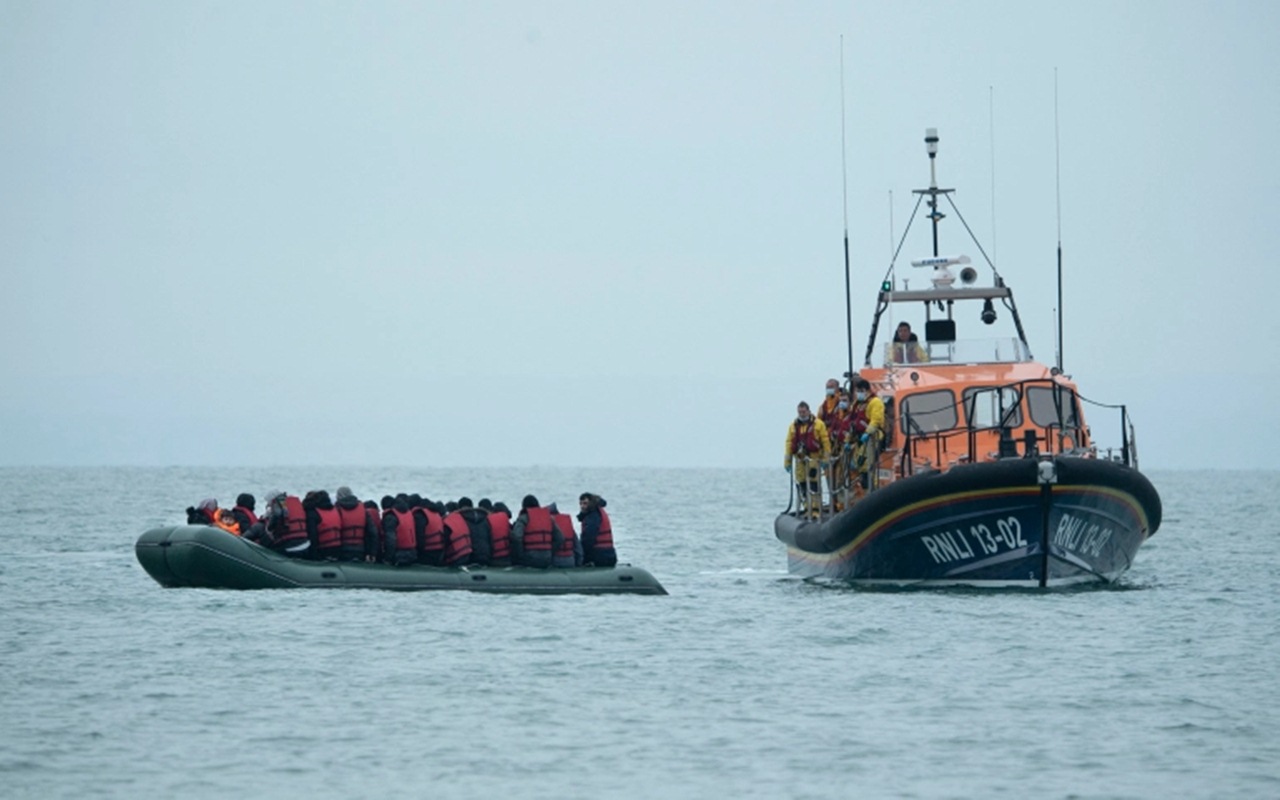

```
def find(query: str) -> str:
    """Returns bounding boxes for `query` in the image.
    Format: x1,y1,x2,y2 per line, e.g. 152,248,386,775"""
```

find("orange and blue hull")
775,457,1161,587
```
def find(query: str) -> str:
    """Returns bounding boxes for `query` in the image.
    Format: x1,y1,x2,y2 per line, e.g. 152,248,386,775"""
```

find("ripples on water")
1,468,1278,799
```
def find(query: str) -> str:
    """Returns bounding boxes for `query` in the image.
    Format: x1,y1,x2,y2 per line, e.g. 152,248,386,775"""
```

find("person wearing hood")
457,497,493,566
257,491,310,557
412,497,446,566
510,494,564,569
486,501,513,567
441,499,474,567
230,494,258,534
382,494,417,567
578,493,617,568
333,487,375,562
305,489,341,560
186,498,218,526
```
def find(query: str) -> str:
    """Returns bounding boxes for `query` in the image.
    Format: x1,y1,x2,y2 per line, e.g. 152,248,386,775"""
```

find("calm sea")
1,467,1277,799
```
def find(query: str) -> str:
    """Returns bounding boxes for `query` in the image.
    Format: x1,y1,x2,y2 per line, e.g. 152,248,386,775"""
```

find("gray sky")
3,1,1276,469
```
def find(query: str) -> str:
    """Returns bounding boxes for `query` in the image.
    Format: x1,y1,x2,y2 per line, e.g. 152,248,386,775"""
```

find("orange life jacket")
212,509,242,535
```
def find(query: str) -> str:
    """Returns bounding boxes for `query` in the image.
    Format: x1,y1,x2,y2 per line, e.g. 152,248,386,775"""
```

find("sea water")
1,467,1277,799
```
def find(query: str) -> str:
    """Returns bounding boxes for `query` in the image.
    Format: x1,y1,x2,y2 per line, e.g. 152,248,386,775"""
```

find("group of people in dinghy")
184,489,617,569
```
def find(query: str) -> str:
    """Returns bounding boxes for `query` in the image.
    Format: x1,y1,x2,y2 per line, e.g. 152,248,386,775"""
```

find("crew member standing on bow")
826,390,855,510
817,378,843,428
578,493,616,568
784,401,831,518
850,378,887,492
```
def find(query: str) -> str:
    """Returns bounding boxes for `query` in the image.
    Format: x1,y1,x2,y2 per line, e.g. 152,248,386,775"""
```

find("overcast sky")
2,1,1275,469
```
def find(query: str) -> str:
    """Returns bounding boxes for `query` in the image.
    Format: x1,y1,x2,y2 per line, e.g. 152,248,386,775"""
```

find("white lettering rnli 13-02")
1051,513,1113,558
921,516,1027,564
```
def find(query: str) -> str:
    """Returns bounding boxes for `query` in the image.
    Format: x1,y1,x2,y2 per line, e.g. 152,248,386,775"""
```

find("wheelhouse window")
962,386,1023,430
1026,385,1079,429
899,390,958,435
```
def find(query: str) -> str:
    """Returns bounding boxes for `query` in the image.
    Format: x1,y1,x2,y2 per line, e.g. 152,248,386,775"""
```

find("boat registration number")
920,516,1027,564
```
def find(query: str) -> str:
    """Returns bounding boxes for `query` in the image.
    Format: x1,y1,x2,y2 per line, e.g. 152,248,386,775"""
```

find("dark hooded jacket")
579,496,617,568
305,491,337,559
461,507,492,566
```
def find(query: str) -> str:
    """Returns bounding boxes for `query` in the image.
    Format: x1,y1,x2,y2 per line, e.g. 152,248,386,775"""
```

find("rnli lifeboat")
775,129,1162,588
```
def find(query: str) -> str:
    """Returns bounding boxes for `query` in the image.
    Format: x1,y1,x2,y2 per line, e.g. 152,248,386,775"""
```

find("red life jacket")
850,396,875,434
488,512,512,561
336,504,367,550
388,508,416,552
418,508,445,553
594,508,615,551
443,511,472,565
315,506,342,550
790,419,821,455
277,496,309,547
233,505,259,527
829,409,853,441
553,513,577,559
522,506,554,553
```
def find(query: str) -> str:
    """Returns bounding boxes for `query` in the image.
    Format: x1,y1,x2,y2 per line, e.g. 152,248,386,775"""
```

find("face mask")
825,388,836,397
837,401,849,410
856,391,868,401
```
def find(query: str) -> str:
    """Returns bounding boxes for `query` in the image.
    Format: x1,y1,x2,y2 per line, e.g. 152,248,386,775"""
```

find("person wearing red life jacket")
333,486,374,562
578,493,617,568
411,497,446,566
483,499,513,567
381,494,418,567
785,401,832,518
550,504,583,568
305,490,342,560
230,493,259,535
255,492,311,558
456,497,492,566
510,494,564,569
441,502,473,567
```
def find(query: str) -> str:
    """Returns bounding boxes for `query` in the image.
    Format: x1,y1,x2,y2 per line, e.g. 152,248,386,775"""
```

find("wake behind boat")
775,129,1162,588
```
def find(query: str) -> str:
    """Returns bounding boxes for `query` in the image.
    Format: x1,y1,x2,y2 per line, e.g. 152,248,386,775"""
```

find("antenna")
840,36,854,384
989,86,998,267
1054,69,1063,373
